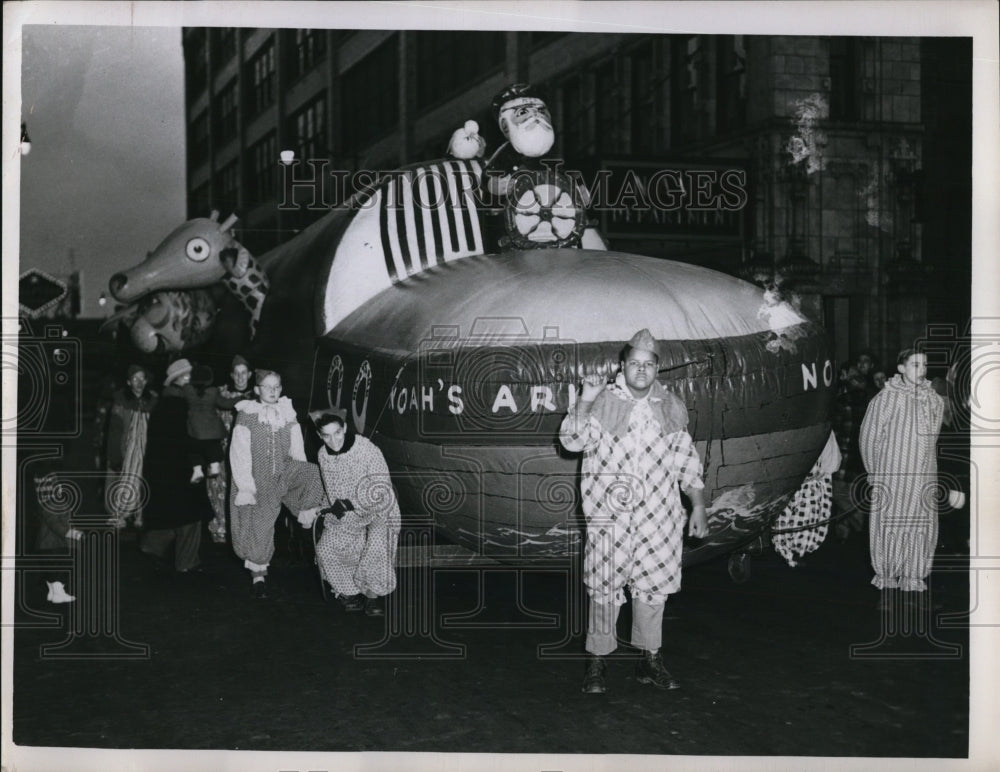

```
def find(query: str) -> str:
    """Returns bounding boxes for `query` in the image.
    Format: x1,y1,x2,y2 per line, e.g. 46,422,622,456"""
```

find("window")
341,37,399,153
829,37,861,121
211,27,237,64
631,42,660,154
530,31,568,49
595,61,619,154
671,35,704,146
415,31,505,110
289,28,327,80
218,159,240,213
190,110,210,167
190,181,211,219
717,35,747,133
560,74,594,160
214,79,238,144
244,214,280,255
290,95,327,162
246,131,278,204
247,38,276,117
185,29,208,97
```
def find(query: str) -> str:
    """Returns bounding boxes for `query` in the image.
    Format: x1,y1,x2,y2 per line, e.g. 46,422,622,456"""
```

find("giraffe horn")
219,213,239,233
210,209,220,221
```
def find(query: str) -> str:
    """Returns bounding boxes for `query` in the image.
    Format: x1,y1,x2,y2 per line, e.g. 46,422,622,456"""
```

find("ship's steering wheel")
502,167,589,249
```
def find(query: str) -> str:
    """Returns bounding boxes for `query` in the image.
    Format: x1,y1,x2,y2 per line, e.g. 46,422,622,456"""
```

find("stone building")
181,29,970,371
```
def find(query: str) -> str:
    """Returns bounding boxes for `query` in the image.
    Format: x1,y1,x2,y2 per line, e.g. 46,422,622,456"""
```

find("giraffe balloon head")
108,211,270,349
101,288,220,354
108,211,244,303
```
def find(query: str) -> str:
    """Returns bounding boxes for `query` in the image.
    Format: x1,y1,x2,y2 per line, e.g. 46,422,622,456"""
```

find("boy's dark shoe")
635,649,680,690
340,593,364,612
363,596,385,617
581,655,607,694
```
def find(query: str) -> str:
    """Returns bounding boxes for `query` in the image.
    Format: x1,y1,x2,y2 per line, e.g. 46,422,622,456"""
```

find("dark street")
11,513,970,760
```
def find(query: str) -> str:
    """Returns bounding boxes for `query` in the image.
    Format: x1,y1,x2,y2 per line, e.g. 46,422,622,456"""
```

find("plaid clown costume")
560,372,704,661
772,431,841,568
315,434,402,599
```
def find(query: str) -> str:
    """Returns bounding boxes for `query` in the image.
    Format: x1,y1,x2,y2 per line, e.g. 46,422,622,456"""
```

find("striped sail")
321,159,485,334
379,159,485,282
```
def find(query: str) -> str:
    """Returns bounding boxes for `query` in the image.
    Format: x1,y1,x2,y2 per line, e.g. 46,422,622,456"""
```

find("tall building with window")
181,29,969,367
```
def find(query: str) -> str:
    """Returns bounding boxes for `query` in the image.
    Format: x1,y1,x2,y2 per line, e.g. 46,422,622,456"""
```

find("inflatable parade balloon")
109,156,835,574
99,287,220,353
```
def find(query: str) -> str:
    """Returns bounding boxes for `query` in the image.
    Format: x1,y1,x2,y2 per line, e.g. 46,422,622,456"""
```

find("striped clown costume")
860,373,944,592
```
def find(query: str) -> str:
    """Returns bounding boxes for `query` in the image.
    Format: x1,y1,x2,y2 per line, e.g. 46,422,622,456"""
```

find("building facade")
181,29,970,371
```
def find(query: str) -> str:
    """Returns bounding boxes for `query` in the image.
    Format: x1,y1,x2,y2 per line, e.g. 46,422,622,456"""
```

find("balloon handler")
559,329,709,695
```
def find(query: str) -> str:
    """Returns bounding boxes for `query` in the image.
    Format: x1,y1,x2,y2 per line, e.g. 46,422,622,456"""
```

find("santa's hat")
491,83,547,121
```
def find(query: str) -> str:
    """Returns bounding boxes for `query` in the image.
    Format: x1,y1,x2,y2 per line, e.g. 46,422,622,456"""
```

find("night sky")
16,24,186,317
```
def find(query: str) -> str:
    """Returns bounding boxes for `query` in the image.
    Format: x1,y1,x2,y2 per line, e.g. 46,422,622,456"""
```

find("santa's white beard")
508,119,554,157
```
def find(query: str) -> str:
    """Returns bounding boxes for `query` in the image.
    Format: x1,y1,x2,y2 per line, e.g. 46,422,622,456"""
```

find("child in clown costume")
560,329,708,695
205,354,254,544
298,410,401,617
105,364,158,528
228,368,323,598
859,348,944,607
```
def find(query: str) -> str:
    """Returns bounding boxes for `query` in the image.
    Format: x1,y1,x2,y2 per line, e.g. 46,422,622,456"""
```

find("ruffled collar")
220,383,252,399
591,372,688,437
884,374,935,399
608,372,665,404
235,396,298,428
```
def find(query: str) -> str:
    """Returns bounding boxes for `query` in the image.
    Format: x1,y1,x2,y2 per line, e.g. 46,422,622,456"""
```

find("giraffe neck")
223,256,270,338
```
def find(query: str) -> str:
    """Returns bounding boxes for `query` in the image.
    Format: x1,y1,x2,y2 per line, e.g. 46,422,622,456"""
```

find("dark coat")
142,394,213,530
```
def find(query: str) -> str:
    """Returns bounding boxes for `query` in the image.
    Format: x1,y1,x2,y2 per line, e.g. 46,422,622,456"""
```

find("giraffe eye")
186,237,211,262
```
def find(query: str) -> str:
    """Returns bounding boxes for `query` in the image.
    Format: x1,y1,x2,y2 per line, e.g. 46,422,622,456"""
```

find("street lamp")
279,149,295,166
20,122,31,156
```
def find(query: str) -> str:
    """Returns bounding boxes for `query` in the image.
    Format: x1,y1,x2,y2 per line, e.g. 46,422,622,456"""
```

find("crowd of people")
83,355,402,615
32,328,964,696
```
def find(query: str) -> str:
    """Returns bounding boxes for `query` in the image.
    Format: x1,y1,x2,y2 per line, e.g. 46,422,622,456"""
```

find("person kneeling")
302,410,402,617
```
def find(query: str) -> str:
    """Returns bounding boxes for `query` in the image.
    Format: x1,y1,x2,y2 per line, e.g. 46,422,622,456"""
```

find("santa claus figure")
446,82,604,252
493,83,554,153
486,83,555,191
446,83,554,190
